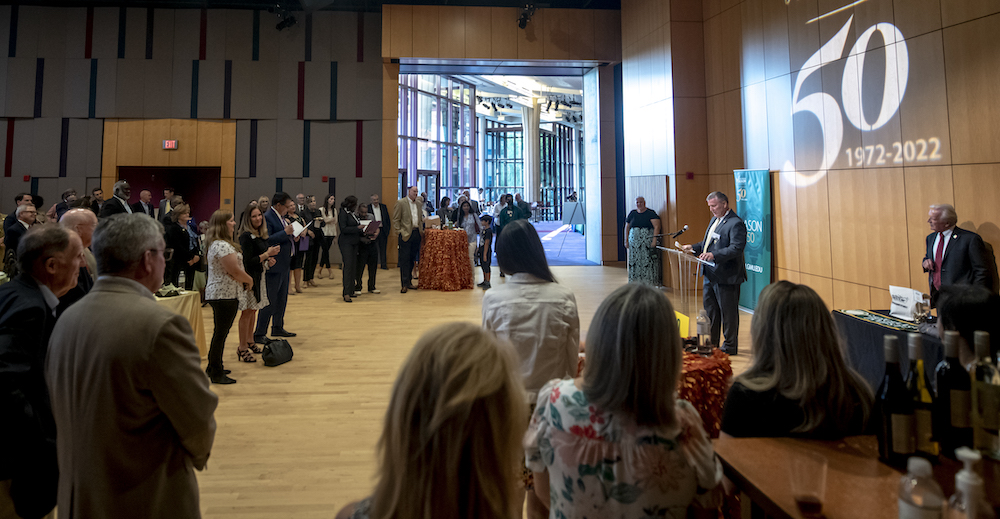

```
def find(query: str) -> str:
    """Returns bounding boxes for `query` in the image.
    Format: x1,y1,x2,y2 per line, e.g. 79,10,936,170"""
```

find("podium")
658,247,713,338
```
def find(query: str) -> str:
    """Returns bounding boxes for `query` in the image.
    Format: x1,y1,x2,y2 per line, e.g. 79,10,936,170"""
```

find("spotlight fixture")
517,4,536,29
276,15,297,30
269,2,297,31
476,96,483,103
491,102,497,111
546,100,554,111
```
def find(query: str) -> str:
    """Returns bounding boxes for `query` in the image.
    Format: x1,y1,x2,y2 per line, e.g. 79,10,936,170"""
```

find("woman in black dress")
623,196,662,286
237,203,279,353
338,196,364,303
163,203,200,287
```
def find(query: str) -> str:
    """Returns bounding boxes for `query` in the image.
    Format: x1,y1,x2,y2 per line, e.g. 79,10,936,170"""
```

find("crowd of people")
6,182,997,519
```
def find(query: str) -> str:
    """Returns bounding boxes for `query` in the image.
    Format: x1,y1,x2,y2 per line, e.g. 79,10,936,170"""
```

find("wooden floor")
196,265,753,518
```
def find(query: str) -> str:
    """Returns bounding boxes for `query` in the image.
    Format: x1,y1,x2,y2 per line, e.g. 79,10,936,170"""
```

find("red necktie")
933,233,945,289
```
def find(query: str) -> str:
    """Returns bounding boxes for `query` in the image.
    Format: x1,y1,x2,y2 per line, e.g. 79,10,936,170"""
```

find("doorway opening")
118,166,221,225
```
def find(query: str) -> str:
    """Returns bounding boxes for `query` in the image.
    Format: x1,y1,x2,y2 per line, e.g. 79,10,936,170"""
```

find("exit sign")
162,140,178,150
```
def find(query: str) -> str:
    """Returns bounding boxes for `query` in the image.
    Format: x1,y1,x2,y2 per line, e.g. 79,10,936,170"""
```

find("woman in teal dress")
623,196,662,285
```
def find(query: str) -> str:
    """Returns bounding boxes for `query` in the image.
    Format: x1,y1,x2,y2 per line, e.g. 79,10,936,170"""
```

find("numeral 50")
790,15,909,176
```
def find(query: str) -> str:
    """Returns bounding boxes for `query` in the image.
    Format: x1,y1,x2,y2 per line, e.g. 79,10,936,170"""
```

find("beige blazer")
391,196,424,242
46,276,218,519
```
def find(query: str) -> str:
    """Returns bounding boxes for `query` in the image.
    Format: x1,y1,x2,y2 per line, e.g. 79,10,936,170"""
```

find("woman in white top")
318,194,339,279
204,210,253,385
481,218,579,518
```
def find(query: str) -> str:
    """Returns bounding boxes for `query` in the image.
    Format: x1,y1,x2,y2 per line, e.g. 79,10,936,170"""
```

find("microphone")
674,224,689,237
653,225,689,238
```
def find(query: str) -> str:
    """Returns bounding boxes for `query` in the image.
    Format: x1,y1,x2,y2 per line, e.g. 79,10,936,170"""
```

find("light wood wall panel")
800,272,834,310
464,7,492,59
953,164,1000,287
795,173,832,277
411,6,440,58
833,279,872,310
101,118,237,210
438,7,466,60
944,13,1000,165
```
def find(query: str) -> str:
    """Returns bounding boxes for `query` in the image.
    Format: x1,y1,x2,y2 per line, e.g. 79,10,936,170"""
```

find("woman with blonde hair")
204,210,253,384
237,203,279,356
525,283,722,518
336,322,527,519
720,280,873,438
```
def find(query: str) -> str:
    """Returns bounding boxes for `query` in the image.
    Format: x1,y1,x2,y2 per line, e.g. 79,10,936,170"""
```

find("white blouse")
481,273,580,401
205,240,243,300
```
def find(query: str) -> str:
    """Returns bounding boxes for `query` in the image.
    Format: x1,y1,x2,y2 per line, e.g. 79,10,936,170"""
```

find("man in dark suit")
158,187,174,221
515,193,531,219
683,191,747,355
89,187,104,215
57,209,99,312
922,203,991,305
98,180,133,218
462,189,480,214
130,189,155,217
54,189,77,221
254,192,297,343
4,204,37,262
0,225,83,519
3,193,33,233
369,194,390,269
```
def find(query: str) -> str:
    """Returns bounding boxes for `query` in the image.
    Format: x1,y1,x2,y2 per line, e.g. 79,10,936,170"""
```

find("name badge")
711,232,721,240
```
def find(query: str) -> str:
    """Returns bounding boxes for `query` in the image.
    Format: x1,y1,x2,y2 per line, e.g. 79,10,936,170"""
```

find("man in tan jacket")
46,214,218,519
391,185,424,293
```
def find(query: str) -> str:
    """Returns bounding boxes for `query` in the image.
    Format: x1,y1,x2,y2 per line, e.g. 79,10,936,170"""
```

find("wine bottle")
906,333,939,458
970,331,1000,458
877,335,915,466
935,330,973,458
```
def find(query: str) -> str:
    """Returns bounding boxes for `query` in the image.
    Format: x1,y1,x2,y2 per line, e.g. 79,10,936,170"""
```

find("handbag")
261,339,294,367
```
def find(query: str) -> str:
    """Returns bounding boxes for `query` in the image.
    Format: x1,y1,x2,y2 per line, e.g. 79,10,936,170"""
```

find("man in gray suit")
683,191,747,355
46,214,218,519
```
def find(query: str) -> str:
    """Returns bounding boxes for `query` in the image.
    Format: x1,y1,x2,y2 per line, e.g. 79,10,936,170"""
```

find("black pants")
376,231,389,268
304,240,320,281
398,231,421,288
320,236,335,268
704,281,741,351
207,299,239,375
339,240,359,296
355,242,378,291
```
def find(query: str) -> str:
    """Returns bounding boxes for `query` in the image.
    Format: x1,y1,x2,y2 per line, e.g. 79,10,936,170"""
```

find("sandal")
247,342,262,354
237,347,256,363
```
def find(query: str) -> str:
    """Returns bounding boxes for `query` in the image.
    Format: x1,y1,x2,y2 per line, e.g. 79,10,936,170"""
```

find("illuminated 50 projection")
784,13,944,185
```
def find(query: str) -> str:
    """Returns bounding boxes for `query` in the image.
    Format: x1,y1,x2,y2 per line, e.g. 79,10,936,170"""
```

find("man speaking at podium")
682,191,747,355
922,203,990,305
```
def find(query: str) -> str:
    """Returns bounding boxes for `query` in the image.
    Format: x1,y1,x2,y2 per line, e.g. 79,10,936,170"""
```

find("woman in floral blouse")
524,283,722,518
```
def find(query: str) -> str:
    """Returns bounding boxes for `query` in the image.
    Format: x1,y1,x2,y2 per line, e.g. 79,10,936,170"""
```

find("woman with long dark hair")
481,218,579,516
319,194,339,279
456,199,480,276
237,203,279,357
337,196,364,303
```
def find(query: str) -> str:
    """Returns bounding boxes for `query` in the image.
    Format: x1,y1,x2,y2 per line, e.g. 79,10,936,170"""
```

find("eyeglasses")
150,248,174,261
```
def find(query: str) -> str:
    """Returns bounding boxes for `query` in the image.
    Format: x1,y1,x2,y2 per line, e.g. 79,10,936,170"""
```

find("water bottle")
898,456,944,519
696,310,711,354
178,270,186,289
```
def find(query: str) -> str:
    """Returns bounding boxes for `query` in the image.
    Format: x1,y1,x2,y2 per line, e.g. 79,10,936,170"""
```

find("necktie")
166,201,172,213
705,217,722,250
933,232,945,289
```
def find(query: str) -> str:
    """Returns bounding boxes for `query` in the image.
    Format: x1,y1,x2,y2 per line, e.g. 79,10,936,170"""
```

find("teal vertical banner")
734,169,772,310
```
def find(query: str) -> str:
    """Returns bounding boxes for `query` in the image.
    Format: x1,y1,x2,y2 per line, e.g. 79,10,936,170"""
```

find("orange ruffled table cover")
576,349,732,438
419,229,474,291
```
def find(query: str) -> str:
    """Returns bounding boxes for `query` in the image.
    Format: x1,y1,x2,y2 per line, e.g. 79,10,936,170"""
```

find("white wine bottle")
969,331,1000,458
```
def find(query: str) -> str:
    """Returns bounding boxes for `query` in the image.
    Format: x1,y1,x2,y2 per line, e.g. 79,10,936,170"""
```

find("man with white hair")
4,204,37,260
46,214,218,518
922,203,991,305
0,225,83,519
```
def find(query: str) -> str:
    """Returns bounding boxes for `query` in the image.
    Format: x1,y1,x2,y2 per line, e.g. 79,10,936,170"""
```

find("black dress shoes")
721,346,739,356
401,286,408,293
271,329,297,337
